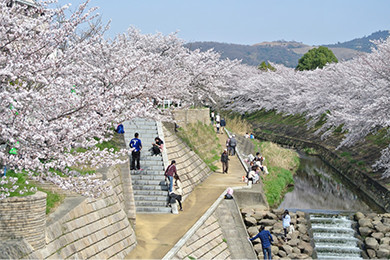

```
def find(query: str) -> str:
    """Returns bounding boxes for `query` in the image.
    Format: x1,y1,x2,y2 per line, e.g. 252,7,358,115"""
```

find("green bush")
262,166,294,208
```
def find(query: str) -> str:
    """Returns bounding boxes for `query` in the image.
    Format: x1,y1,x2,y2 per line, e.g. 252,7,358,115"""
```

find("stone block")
366,237,379,250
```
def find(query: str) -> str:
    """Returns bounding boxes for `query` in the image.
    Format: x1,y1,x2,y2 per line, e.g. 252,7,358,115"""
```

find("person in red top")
165,160,177,193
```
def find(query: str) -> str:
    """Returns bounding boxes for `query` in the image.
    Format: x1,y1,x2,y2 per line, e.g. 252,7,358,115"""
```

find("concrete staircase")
123,118,170,213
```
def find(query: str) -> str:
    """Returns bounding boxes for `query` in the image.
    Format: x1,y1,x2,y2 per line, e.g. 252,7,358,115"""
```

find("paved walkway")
125,130,248,259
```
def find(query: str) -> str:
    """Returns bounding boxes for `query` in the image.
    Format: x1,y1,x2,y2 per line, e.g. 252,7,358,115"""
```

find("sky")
57,0,390,46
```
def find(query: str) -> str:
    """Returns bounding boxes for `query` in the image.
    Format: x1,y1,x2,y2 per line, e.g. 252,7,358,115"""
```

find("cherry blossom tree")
0,0,240,198
227,38,390,178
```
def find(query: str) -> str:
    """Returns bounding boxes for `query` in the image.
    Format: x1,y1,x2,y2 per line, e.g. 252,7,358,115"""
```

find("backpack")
116,124,124,134
229,137,237,147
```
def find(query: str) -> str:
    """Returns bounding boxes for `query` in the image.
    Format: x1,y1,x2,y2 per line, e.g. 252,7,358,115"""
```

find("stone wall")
173,108,210,126
39,189,136,259
355,212,390,258
163,125,212,200
255,131,390,212
173,212,231,260
0,191,47,250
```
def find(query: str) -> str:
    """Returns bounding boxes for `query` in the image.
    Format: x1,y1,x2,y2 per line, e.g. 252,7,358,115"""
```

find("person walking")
282,210,291,242
164,160,177,193
220,118,226,133
129,133,142,170
249,225,274,260
221,149,229,174
169,174,183,211
229,134,237,156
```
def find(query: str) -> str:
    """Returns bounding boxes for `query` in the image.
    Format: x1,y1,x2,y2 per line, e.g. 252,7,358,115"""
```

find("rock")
366,237,379,250
273,222,283,230
241,207,254,215
260,218,277,226
253,211,267,221
287,253,298,259
257,252,264,259
297,218,307,224
359,226,373,237
293,247,301,254
372,232,385,240
376,223,390,233
301,234,311,242
272,208,284,215
266,212,278,220
373,216,382,222
367,249,376,258
355,212,365,221
383,217,390,226
245,216,258,226
379,244,390,251
381,237,390,245
273,256,280,260
290,231,300,240
278,250,287,258
282,244,293,255
271,234,277,243
383,213,390,218
297,224,307,234
248,226,259,236
254,206,268,212
273,228,283,235
271,245,279,255
358,218,373,228
377,248,390,259
296,211,305,218
373,220,382,226
296,253,309,259
253,243,263,254
288,239,299,247
303,244,313,256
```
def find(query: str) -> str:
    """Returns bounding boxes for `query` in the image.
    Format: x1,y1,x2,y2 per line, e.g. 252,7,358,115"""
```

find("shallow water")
278,152,374,212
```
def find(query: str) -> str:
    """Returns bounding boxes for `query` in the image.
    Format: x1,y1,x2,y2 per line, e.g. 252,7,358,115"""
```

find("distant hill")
324,30,390,52
185,30,389,68
185,41,302,67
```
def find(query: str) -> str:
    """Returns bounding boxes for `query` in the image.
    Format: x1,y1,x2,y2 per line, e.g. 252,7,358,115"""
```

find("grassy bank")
253,139,300,208
224,113,300,208
176,121,222,171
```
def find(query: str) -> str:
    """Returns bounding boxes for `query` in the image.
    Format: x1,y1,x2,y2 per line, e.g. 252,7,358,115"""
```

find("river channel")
278,152,376,213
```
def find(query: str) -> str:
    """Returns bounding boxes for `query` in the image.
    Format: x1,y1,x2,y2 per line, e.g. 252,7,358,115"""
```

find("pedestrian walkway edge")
157,121,169,170
162,184,255,260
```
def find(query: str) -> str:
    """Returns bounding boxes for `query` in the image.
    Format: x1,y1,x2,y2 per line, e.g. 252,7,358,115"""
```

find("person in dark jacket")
220,118,226,134
129,133,142,170
221,149,229,174
249,225,274,259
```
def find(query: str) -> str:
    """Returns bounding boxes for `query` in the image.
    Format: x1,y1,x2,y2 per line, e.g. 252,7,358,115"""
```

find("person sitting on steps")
151,137,164,156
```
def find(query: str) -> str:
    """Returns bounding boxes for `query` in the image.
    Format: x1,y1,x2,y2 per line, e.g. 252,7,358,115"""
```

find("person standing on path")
282,209,291,242
165,160,177,193
130,132,142,170
249,225,274,260
229,134,237,156
220,118,226,133
169,174,183,211
221,149,229,174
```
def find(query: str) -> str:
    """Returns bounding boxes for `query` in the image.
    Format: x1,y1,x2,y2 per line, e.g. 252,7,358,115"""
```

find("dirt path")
126,131,247,259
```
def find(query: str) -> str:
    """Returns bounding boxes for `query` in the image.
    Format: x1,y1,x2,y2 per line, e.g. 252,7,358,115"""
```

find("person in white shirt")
282,209,291,242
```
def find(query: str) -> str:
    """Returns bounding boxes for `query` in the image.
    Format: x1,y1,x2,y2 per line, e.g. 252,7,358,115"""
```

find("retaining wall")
173,108,210,126
0,191,47,250
163,125,212,200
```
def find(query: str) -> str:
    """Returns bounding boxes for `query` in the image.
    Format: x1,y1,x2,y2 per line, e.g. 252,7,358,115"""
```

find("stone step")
134,195,168,202
130,170,164,176
135,200,168,207
132,184,168,191
136,206,172,214
131,175,165,181
132,179,166,186
125,129,158,134
133,190,168,196
129,165,164,172
136,160,163,167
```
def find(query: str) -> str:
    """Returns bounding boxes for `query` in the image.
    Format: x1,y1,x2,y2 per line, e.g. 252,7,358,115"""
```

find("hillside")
324,30,390,52
185,30,389,68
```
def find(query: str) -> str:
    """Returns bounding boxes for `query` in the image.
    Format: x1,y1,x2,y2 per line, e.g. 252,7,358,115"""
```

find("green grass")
177,121,222,172
37,187,65,214
262,166,294,208
1,170,36,197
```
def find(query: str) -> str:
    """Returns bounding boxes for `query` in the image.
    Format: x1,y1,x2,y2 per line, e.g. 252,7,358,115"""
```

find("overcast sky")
57,0,390,46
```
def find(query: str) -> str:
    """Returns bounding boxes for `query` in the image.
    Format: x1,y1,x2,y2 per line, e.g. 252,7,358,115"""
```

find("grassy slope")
176,121,222,172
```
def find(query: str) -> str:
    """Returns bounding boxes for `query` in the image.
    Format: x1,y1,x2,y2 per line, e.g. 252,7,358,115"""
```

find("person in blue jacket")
249,225,274,259
129,133,142,170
